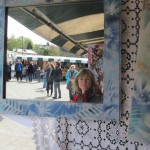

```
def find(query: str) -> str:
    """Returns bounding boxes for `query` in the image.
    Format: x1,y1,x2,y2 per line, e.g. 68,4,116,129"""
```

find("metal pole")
22,36,23,54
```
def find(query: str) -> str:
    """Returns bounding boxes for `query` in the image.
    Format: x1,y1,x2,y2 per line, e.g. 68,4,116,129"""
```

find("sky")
7,16,49,45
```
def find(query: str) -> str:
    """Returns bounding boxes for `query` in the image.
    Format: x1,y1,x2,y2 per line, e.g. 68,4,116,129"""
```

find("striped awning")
8,0,104,56
15,55,88,64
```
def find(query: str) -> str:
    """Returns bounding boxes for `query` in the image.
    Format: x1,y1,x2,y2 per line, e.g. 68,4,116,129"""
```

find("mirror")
0,0,120,121
5,0,104,103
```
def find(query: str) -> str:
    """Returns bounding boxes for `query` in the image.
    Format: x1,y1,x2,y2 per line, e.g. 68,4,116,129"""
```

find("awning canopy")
8,0,104,56
14,55,88,64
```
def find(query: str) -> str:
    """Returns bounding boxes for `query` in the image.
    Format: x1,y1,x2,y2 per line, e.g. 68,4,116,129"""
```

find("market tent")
8,0,104,56
14,55,88,64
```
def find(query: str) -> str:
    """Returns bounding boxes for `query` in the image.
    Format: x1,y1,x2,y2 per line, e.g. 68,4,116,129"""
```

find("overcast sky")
7,16,49,45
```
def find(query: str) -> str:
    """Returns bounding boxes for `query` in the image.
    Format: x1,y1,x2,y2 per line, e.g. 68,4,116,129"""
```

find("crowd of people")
5,59,103,103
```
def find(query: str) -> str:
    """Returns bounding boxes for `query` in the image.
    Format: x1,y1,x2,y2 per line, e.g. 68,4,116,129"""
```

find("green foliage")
27,42,33,49
7,36,34,50
7,35,17,50
24,38,34,49
7,35,79,57
43,49,51,56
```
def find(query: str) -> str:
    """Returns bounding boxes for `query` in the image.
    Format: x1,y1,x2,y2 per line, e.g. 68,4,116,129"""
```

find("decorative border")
0,0,121,121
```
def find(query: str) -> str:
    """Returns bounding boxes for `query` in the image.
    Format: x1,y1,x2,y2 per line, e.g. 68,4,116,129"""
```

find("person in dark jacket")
45,63,55,97
28,61,34,82
5,61,11,81
33,62,38,79
52,62,62,99
15,59,23,81
36,67,42,82
8,61,12,80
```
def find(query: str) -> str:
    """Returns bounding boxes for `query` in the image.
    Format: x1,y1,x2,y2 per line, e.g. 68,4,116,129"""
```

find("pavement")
0,77,70,150
0,115,36,150
6,77,70,101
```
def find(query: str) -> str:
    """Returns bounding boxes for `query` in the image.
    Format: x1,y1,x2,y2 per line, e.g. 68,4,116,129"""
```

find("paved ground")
0,115,36,150
0,77,70,150
6,77,70,102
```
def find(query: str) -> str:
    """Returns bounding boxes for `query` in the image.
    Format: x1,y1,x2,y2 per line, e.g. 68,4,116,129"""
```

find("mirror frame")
0,0,121,121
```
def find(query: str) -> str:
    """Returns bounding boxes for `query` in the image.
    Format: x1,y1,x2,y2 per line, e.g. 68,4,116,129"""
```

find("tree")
7,35,70,56
27,42,33,49
7,35,18,50
7,35,34,50
23,37,34,49
43,49,51,56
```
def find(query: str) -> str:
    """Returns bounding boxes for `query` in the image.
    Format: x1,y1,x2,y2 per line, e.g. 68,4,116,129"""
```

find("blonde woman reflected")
71,68,103,103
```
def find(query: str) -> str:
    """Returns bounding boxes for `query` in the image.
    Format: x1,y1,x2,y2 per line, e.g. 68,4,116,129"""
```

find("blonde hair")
73,68,99,96
69,64,75,70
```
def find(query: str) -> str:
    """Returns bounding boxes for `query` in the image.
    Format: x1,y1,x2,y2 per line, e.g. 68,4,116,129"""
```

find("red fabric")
70,95,79,103
71,92,88,103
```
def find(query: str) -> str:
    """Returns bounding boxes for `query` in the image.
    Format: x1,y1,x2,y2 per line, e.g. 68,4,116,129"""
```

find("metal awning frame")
7,0,104,55
22,7,87,52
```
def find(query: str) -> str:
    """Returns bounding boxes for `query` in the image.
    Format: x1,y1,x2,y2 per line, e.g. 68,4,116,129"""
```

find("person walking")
28,61,34,82
15,59,23,81
8,61,12,80
33,62,38,79
65,64,78,99
5,61,11,82
42,72,47,90
25,65,29,81
45,63,55,97
42,62,50,91
36,67,42,82
52,62,62,99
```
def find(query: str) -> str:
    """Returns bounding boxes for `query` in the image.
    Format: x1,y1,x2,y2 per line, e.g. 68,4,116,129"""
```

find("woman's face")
71,66,75,71
78,74,92,93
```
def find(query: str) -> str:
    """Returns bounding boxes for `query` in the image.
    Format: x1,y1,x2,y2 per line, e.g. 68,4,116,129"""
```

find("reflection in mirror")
88,44,104,93
5,1,104,103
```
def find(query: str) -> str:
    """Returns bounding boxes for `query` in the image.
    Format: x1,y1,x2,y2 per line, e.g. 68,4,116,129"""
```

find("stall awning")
15,55,88,64
8,0,104,56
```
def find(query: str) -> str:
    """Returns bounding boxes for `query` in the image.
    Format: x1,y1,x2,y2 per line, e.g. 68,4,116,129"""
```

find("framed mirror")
0,0,121,121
